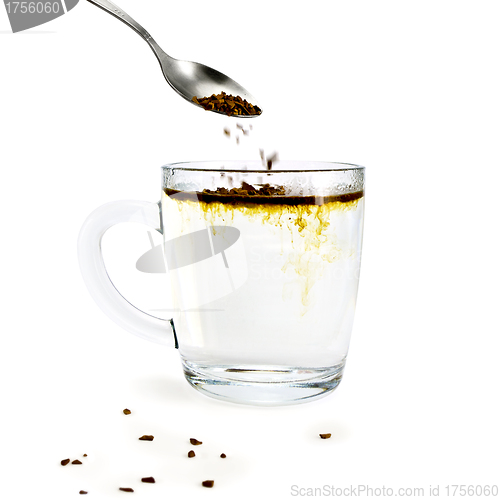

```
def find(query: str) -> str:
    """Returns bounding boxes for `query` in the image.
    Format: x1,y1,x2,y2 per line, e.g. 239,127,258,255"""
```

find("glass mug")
78,161,365,405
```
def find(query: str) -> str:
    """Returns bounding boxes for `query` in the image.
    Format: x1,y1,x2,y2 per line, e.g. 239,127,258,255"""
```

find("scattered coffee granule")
72,460,83,465
139,435,154,441
266,151,279,170
193,92,261,116
188,450,196,458
123,408,131,415
223,127,230,137
319,433,331,439
201,182,286,199
61,458,70,466
83,454,87,457
220,453,226,458
190,438,203,445
79,491,88,495
119,487,134,492
141,477,155,483
202,480,215,488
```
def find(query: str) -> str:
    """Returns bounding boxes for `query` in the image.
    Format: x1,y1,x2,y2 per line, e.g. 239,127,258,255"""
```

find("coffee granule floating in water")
72,460,83,465
188,450,196,458
141,477,155,483
319,433,331,439
138,435,154,441
199,182,286,200
193,92,261,116
123,409,131,415
119,487,134,492
202,480,215,488
190,438,202,445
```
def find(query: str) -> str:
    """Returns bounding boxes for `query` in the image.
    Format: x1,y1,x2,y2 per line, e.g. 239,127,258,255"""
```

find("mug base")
182,360,345,406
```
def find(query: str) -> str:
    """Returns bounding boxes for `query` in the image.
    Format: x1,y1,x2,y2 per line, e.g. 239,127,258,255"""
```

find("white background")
1,1,499,499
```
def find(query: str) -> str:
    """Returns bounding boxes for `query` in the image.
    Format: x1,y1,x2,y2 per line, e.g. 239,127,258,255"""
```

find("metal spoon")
86,0,261,116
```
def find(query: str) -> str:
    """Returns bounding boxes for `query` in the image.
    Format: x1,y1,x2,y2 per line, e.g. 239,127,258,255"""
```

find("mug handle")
77,200,177,348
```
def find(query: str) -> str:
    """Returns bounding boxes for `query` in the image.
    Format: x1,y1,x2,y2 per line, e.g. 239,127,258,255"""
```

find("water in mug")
161,186,364,377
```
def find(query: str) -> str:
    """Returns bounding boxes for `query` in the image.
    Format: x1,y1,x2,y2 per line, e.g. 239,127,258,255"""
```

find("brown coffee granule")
319,433,331,439
83,454,87,457
72,460,83,465
165,186,362,207
192,92,261,116
139,435,154,441
188,450,195,458
202,480,214,488
119,487,134,492
79,491,88,495
201,182,286,199
190,438,202,445
123,408,131,415
61,458,70,466
141,477,155,483
220,453,226,458
266,151,279,170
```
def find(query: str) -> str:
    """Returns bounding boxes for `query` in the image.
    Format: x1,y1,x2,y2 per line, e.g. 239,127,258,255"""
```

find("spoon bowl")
87,0,261,116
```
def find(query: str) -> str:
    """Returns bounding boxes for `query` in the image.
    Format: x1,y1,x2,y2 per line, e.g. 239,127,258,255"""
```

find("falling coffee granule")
319,433,332,439
123,408,131,415
141,477,155,483
188,450,195,458
139,435,154,441
202,480,215,488
79,491,88,495
220,453,226,458
61,458,70,466
190,438,202,445
266,151,279,170
72,460,83,465
119,487,134,492
192,92,261,116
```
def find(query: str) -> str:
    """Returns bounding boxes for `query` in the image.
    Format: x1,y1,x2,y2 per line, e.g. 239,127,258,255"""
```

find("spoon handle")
86,0,169,58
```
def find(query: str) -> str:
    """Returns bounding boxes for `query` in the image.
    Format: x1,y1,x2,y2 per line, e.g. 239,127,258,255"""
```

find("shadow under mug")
78,160,365,405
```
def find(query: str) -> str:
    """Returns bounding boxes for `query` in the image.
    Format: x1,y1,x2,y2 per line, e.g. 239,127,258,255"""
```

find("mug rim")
161,160,365,174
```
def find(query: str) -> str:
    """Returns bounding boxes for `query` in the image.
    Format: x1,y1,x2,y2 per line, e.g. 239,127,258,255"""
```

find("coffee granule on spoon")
193,92,261,116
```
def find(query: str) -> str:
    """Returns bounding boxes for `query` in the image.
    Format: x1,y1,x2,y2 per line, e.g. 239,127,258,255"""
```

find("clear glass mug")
78,161,365,405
